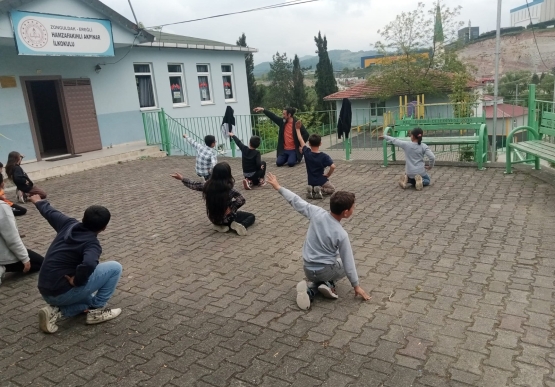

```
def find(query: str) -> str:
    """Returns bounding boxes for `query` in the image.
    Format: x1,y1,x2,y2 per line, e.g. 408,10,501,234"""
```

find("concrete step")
3,143,165,190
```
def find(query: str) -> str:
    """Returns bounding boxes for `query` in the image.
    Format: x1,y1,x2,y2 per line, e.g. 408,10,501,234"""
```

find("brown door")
61,79,102,153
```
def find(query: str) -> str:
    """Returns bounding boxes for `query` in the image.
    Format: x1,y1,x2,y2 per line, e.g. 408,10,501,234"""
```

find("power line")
146,0,319,29
525,0,551,71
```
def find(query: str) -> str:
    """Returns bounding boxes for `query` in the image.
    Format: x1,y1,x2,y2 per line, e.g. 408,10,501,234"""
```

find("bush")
458,146,475,162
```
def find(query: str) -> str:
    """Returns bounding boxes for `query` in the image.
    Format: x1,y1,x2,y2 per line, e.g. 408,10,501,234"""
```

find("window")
134,63,157,109
168,64,187,106
196,64,212,104
221,64,235,102
370,101,386,116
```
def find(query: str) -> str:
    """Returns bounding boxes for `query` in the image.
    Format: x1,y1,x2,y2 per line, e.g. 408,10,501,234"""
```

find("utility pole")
492,0,502,162
127,0,140,26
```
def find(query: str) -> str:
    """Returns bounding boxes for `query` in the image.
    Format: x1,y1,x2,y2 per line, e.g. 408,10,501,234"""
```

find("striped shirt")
185,137,217,177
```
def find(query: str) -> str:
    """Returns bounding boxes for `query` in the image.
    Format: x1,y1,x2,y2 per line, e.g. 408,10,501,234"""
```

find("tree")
314,32,338,110
291,55,307,111
449,72,477,118
531,73,540,85
266,52,293,108
368,2,467,99
498,71,531,103
538,73,554,98
236,33,259,110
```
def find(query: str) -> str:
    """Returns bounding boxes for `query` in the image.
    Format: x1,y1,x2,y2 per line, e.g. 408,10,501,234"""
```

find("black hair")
411,127,423,145
249,136,261,149
5,151,22,181
202,162,235,224
204,135,216,147
330,191,355,215
0,162,3,168
82,205,111,232
284,107,296,117
308,134,322,147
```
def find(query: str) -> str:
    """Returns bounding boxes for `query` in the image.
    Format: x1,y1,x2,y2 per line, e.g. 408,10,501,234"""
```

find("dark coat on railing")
262,109,309,163
337,98,352,139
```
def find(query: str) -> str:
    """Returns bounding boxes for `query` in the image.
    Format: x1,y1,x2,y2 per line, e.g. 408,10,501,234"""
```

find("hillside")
457,29,555,77
253,49,378,76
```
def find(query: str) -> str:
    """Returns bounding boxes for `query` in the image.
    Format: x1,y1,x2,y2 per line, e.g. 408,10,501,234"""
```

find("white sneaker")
318,283,339,299
415,175,423,191
313,186,323,199
230,221,248,236
86,308,122,325
306,185,314,199
38,305,63,333
0,265,5,286
399,174,408,189
296,280,311,310
212,224,229,233
16,190,25,203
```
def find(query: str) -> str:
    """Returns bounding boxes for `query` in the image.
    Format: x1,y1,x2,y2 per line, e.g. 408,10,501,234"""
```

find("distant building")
360,53,429,69
458,26,479,43
509,0,555,27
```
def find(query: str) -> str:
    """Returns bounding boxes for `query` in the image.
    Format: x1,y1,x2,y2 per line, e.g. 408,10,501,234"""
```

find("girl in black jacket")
5,151,47,203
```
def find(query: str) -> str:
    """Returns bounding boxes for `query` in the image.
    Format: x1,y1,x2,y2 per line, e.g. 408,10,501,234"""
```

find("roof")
0,0,154,41
324,77,480,101
139,30,258,52
510,0,544,13
484,104,528,118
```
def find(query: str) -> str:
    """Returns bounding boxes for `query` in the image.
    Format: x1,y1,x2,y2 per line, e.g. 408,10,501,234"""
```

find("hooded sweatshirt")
36,201,102,297
0,201,29,266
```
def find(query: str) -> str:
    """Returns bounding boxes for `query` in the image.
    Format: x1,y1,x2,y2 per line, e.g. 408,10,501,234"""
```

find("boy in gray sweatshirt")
265,173,371,310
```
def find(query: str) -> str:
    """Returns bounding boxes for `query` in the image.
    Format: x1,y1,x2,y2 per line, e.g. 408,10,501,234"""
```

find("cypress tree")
236,33,258,110
291,55,307,111
314,32,338,110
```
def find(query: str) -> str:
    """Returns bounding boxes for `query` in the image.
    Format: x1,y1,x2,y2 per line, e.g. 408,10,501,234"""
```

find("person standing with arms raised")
253,107,309,167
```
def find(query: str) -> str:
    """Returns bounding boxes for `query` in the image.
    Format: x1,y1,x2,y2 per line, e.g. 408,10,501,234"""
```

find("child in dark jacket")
0,162,27,216
171,162,255,236
228,132,266,190
5,151,47,202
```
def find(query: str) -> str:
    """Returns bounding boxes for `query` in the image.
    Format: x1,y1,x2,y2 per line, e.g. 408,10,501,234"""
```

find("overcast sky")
102,0,524,64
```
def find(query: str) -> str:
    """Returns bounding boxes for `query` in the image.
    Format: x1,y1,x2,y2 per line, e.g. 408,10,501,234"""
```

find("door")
26,80,69,158
61,79,102,153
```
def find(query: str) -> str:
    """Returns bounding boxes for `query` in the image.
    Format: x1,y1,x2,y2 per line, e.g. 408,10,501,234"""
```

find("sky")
101,0,525,64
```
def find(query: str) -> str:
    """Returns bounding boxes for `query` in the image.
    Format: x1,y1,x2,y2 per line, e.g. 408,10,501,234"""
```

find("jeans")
245,161,267,185
276,150,297,167
408,174,431,186
42,261,122,317
5,249,43,273
303,258,346,284
227,211,255,229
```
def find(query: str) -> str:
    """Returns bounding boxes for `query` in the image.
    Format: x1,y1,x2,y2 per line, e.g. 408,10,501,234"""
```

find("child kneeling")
228,132,266,190
266,173,370,310
171,162,255,236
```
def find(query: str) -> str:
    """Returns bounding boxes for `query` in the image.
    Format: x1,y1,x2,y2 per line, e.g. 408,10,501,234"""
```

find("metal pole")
127,0,140,26
492,0,502,162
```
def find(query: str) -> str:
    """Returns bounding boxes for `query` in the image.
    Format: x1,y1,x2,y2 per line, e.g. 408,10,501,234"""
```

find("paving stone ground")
1,156,554,387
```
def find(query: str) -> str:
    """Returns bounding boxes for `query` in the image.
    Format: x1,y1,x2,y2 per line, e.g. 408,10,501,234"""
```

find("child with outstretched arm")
265,172,370,310
228,132,266,190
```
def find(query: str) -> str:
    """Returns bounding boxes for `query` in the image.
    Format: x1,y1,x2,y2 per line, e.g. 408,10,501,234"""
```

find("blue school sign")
9,11,115,57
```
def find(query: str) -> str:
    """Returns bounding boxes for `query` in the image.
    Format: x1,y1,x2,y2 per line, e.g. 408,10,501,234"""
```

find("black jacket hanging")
221,106,235,139
337,98,352,139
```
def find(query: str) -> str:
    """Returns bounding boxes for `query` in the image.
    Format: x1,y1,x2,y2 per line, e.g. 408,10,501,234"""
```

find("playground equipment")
399,94,425,119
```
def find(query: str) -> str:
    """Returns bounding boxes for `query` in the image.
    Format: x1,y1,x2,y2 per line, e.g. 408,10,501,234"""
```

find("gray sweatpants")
303,258,346,284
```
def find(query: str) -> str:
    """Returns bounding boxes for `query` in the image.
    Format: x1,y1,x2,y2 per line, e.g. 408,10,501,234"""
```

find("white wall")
510,2,543,27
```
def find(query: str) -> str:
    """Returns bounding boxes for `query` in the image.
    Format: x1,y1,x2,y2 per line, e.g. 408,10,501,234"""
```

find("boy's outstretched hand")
266,173,281,191
354,285,371,301
228,132,234,137
295,120,302,130
170,172,184,181
28,195,42,204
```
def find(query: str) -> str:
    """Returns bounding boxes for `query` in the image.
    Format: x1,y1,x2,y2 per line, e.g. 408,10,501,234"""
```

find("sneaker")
259,179,267,187
86,308,122,325
212,224,229,233
306,185,314,199
318,282,339,299
398,174,408,189
415,175,423,191
38,305,63,333
16,190,25,203
296,280,312,310
242,179,252,190
0,265,5,286
230,221,248,236
313,186,324,199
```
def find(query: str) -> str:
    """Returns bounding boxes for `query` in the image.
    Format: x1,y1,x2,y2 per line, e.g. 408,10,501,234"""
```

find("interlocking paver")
2,157,555,385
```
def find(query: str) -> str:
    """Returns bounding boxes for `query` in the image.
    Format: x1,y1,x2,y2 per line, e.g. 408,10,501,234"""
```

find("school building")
0,0,255,163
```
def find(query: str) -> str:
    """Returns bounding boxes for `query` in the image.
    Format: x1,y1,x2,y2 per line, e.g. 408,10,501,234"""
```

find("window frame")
133,63,158,111
168,63,188,108
221,64,236,103
196,64,214,105
370,101,386,116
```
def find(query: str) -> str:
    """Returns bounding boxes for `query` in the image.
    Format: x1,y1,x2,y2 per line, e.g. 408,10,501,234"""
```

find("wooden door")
61,79,102,153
